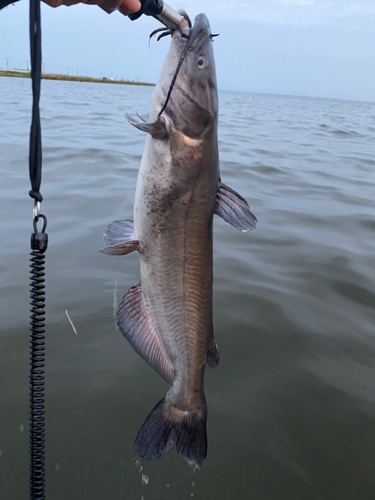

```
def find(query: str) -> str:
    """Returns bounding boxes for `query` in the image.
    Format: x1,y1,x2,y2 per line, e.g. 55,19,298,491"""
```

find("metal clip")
33,200,40,220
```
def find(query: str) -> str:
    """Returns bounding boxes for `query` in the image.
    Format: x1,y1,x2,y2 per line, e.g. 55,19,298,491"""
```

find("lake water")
1,76,375,500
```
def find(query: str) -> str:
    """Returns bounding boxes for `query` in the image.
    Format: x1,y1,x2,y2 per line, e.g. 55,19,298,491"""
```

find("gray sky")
1,0,375,101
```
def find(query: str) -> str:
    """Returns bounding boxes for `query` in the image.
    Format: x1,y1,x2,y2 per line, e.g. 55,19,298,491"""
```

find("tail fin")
134,397,207,468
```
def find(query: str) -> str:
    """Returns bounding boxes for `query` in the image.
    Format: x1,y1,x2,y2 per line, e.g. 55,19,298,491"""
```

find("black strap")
29,0,43,202
29,1,47,499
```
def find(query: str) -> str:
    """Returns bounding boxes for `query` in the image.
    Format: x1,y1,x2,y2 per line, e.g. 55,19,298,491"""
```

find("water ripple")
1,78,375,500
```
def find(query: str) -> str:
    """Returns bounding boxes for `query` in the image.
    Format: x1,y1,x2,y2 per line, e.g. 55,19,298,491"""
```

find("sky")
1,0,375,101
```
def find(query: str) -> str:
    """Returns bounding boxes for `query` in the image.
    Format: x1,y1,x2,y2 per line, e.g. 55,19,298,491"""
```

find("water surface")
1,76,375,500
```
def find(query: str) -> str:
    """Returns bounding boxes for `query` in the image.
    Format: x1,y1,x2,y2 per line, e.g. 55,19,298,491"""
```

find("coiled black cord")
29,242,47,499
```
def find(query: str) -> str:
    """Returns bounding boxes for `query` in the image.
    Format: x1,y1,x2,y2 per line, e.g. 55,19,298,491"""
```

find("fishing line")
29,0,47,497
158,21,210,118
158,42,190,117
157,22,200,118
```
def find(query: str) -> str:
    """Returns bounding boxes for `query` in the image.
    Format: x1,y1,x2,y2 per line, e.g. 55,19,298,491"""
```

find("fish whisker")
149,27,172,46
157,31,172,42
149,27,169,39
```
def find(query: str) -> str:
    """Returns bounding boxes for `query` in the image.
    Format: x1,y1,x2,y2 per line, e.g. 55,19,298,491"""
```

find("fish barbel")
101,13,257,467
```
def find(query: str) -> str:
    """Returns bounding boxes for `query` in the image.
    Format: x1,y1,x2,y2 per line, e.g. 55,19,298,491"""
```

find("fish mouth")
174,13,211,52
185,13,211,47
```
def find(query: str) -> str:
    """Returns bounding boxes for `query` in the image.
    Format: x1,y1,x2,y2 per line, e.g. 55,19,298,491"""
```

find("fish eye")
197,56,209,69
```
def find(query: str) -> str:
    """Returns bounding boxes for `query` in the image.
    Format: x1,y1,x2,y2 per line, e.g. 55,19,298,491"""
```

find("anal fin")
117,284,174,384
99,220,139,256
215,182,257,232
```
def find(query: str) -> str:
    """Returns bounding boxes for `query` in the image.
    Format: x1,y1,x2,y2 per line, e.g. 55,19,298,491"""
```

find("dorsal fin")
215,183,257,231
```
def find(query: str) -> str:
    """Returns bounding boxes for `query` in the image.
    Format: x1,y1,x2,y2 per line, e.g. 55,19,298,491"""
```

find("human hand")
42,0,141,16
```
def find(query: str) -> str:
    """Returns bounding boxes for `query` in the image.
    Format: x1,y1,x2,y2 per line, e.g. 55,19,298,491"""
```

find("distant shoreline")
0,69,154,87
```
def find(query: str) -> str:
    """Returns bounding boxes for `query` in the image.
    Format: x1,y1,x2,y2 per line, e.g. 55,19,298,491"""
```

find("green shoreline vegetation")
0,68,154,86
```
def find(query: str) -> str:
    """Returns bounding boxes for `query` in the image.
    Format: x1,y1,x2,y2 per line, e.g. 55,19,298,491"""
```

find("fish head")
152,13,218,139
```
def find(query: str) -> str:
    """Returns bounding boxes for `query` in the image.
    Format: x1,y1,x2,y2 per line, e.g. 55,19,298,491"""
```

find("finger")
99,0,141,14
42,0,140,10
41,0,63,7
42,0,98,6
118,0,141,16
97,0,123,12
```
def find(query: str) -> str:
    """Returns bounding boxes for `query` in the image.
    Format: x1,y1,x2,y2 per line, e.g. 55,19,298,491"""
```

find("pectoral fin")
117,284,175,384
126,114,168,139
215,182,258,232
99,219,139,255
